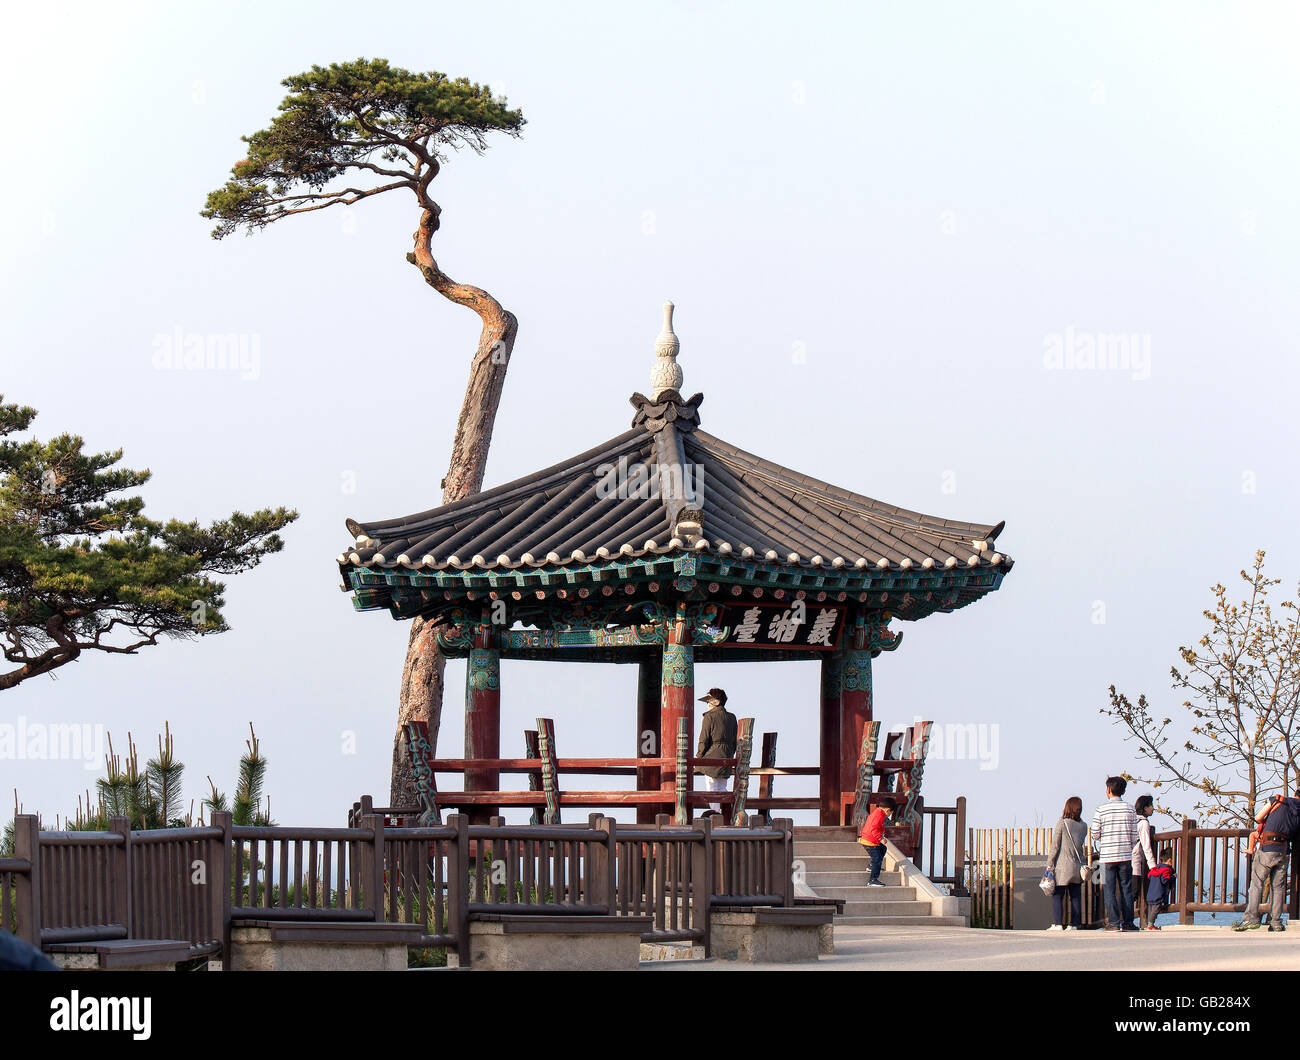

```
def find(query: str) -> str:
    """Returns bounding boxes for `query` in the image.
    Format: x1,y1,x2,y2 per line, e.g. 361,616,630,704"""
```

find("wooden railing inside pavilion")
966,821,1300,929
395,717,937,853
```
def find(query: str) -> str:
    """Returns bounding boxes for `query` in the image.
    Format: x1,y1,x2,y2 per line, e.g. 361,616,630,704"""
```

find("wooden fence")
2,811,795,965
967,827,1105,929
967,822,1300,928
1155,821,1300,925
918,798,967,894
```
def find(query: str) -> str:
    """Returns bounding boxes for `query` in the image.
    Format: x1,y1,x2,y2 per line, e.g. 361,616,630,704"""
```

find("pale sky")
2,0,1298,834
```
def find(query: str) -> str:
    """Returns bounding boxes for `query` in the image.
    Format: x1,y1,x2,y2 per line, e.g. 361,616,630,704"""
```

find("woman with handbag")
1045,796,1089,930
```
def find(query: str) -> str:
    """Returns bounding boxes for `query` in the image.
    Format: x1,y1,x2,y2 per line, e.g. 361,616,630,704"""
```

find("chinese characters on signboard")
719,603,844,651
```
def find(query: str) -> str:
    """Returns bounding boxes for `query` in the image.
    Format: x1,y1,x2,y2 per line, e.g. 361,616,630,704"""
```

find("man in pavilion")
696,688,738,815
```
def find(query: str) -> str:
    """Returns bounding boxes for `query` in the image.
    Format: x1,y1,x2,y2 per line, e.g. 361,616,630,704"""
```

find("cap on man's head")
698,687,727,707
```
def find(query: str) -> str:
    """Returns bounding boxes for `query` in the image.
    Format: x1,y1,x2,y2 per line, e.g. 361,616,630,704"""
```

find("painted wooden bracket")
729,717,756,826
898,720,933,852
536,717,561,825
523,728,543,826
850,720,882,831
674,718,689,825
402,720,441,826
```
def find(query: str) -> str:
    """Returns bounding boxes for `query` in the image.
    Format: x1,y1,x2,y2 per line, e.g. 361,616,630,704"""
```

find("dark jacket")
696,705,738,778
1258,796,1300,853
1146,864,1175,907
0,929,57,971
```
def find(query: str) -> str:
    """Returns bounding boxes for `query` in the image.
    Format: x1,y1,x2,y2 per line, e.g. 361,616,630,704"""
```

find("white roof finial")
649,301,682,400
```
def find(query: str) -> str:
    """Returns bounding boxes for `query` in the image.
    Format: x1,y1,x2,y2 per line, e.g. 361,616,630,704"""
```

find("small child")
857,801,895,887
1144,850,1176,930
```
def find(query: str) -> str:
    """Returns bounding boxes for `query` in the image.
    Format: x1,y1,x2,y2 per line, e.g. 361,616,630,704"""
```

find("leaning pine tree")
202,58,525,805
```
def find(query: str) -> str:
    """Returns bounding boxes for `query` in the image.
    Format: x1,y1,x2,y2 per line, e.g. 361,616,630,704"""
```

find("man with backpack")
1233,789,1300,932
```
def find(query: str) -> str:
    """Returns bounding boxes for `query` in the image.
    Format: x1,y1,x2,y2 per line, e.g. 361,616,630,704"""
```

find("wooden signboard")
716,602,844,651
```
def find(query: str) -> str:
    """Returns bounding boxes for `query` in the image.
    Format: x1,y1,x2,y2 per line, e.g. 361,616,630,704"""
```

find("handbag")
1039,865,1057,896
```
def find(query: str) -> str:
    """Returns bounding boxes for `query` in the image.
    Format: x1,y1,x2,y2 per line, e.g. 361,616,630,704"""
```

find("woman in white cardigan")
1132,794,1158,928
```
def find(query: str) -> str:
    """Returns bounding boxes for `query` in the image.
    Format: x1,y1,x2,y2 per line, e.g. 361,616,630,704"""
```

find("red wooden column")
839,617,874,826
819,650,843,825
464,623,501,825
637,653,663,824
659,608,694,817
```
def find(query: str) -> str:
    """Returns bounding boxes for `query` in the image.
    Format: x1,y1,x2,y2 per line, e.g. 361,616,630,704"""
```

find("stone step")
804,870,902,887
793,826,858,839
793,842,869,857
835,914,969,927
842,905,935,920
785,853,868,868
815,886,918,903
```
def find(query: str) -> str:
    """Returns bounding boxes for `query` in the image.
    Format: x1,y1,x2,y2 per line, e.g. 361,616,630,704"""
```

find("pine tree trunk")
389,204,517,806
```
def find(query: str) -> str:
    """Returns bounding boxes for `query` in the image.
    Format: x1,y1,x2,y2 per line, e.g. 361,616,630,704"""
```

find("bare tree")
1103,551,1300,827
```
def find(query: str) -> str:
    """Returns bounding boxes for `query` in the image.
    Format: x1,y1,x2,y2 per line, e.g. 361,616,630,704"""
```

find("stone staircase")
794,827,968,927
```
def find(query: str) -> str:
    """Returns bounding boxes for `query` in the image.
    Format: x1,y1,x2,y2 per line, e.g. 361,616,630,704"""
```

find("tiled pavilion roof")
338,303,1011,604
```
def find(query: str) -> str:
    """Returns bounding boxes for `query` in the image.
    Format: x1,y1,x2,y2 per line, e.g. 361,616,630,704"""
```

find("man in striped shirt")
1091,776,1140,931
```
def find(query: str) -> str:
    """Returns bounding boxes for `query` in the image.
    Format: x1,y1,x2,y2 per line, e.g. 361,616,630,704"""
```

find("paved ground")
644,925,1300,971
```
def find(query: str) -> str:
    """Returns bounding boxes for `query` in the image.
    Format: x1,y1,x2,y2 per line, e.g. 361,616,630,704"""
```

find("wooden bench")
467,914,654,971
229,920,426,972
44,938,192,971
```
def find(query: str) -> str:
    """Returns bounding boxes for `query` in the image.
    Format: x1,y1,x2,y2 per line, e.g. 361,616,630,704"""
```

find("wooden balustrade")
1152,822,1300,925
965,820,1300,929
4,810,797,966
920,798,967,893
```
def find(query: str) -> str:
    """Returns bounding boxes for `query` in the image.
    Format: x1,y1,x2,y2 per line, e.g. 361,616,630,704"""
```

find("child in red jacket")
858,802,895,886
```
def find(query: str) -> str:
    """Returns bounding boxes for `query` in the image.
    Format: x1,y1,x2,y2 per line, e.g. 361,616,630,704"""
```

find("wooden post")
674,719,690,825
362,814,386,922
954,796,968,897
729,718,756,826
637,654,662,824
692,813,713,957
523,729,543,826
1179,818,1196,926
912,797,925,869
449,814,470,963
818,651,842,825
1290,838,1300,921
536,717,561,825
839,646,873,826
757,733,777,824
210,811,233,969
109,816,131,937
775,817,795,906
464,623,501,824
660,610,694,813
12,815,40,946
595,816,617,912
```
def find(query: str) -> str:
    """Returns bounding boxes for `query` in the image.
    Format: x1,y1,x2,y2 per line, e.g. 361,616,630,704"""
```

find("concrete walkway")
644,925,1299,971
